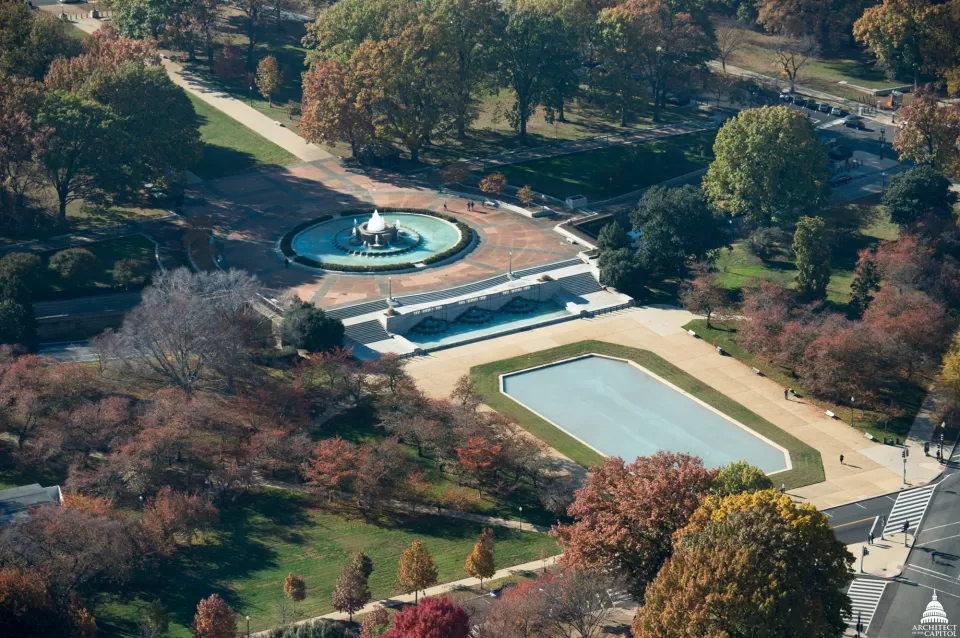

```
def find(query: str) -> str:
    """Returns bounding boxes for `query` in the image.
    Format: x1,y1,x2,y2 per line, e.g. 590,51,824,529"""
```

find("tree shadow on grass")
96,490,314,635
191,143,287,182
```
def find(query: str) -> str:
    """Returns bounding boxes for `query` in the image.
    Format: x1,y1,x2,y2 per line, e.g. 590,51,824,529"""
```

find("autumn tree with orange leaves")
192,594,235,638
554,451,715,598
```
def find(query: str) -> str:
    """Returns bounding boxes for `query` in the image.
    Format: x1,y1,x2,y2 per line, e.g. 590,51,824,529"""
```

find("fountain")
289,209,470,271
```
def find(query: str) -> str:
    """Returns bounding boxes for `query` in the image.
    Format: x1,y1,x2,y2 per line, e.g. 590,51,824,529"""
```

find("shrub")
0,252,42,303
48,248,98,285
113,259,147,289
283,301,345,353
744,227,786,260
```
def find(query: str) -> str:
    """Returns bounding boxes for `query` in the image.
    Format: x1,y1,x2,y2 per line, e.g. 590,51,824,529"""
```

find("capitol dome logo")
913,591,958,637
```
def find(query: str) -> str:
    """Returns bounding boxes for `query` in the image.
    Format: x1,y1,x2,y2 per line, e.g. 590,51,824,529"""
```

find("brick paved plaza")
184,159,581,308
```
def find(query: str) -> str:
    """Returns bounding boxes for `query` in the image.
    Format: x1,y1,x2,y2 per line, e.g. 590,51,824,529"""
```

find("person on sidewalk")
868,532,874,545
840,454,845,465
784,388,789,400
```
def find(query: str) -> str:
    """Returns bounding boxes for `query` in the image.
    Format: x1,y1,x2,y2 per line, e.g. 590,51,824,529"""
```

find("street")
864,448,960,636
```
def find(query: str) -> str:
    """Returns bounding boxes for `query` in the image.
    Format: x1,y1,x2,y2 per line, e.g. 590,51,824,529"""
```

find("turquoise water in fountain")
291,213,462,266
404,301,572,349
502,355,788,472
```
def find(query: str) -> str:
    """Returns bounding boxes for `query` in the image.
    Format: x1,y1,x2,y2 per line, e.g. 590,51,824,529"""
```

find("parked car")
829,174,853,186
806,100,820,110
843,116,865,130
830,106,844,117
818,102,831,113
780,92,793,101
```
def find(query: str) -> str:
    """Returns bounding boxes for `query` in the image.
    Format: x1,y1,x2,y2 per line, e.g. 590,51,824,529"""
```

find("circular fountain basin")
290,213,463,269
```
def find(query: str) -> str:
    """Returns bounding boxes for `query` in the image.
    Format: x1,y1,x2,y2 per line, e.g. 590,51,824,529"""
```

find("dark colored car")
818,102,831,113
843,117,866,130
829,174,853,186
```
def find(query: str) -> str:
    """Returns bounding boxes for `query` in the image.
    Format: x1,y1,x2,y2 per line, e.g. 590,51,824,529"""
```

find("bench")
751,367,762,375
825,410,836,418
687,329,697,337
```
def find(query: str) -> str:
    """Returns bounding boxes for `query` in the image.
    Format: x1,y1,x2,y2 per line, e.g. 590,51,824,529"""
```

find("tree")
619,0,715,123
114,0,184,39
893,87,960,175
214,44,245,82
301,436,361,498
353,550,375,579
283,299,345,353
554,452,715,598
516,184,535,205
631,185,729,276
332,563,370,621
284,573,307,613
757,0,860,52
350,18,458,163
237,0,266,69
850,250,882,317
0,253,42,304
441,162,469,185
479,172,507,196
594,6,647,126
482,579,549,637
256,55,282,107
497,0,572,140
192,594,236,638
712,461,773,496
541,569,616,638
0,568,95,637
185,0,220,66
635,490,853,637
598,247,644,294
0,299,34,350
35,91,115,219
0,505,134,607
714,17,749,71
104,268,264,395
0,1,80,80
941,333,960,407
456,435,503,495
854,0,932,85
430,0,500,137
0,76,46,218
463,528,495,588
141,488,219,556
48,248,98,286
361,606,391,638
882,165,957,229
397,540,439,603
138,600,170,638
679,269,727,328
114,258,146,289
300,59,374,156
383,596,469,638
703,106,829,227
793,216,831,300
596,221,630,252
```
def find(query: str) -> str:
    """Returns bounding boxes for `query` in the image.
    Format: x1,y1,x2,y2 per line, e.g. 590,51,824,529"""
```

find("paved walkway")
63,15,332,163
251,554,560,635
403,305,941,509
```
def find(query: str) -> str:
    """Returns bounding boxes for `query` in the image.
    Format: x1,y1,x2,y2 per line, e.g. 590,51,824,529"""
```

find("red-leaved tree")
192,594,235,638
554,451,715,599
383,596,470,638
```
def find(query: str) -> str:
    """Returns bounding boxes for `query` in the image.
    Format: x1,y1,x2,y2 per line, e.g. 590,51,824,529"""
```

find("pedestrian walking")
780,484,786,495
868,531,874,545
840,454,845,465
443,202,448,210
784,388,789,400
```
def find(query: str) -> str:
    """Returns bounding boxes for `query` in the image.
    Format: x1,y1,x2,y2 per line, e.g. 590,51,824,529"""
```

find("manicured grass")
481,132,714,201
471,340,825,489
35,234,157,301
187,93,297,180
721,26,913,100
94,489,559,637
715,204,899,309
684,319,925,441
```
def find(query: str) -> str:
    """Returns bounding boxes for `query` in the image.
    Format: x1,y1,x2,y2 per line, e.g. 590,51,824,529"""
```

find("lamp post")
518,506,523,532
850,397,856,428
508,251,513,279
246,615,250,638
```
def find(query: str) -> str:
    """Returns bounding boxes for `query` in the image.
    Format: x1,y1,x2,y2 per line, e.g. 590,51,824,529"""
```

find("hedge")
279,208,475,273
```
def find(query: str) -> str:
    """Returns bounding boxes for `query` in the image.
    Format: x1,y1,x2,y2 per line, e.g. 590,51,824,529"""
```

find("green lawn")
482,132,715,201
715,204,899,309
187,93,297,180
35,234,157,301
94,489,559,637
471,340,825,489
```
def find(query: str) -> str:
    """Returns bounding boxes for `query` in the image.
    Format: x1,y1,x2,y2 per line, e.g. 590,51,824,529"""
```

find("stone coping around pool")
277,208,477,274
498,353,792,476
470,340,826,490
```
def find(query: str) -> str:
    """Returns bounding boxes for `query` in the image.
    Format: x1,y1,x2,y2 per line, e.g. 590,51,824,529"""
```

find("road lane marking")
920,521,960,533
832,516,876,529
855,503,867,509
909,564,954,579
844,579,887,632
919,532,960,545
883,485,936,536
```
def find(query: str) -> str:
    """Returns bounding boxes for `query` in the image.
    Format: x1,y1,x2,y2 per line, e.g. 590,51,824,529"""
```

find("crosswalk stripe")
844,578,888,631
883,485,936,537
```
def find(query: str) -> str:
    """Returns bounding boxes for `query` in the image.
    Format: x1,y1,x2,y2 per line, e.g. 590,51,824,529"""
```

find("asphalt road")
868,452,960,636
826,492,900,546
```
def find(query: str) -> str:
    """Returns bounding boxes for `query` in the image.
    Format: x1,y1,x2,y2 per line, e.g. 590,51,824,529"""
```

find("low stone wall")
382,279,560,334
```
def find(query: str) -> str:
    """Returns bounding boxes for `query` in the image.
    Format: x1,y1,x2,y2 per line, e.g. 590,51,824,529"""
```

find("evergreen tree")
792,216,831,300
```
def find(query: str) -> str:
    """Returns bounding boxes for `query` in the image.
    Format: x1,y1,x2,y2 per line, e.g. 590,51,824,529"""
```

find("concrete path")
63,15,332,163
463,122,711,172
251,554,560,635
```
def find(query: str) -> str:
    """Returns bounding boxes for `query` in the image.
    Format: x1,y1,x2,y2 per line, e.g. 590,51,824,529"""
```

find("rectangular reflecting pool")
501,354,789,473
